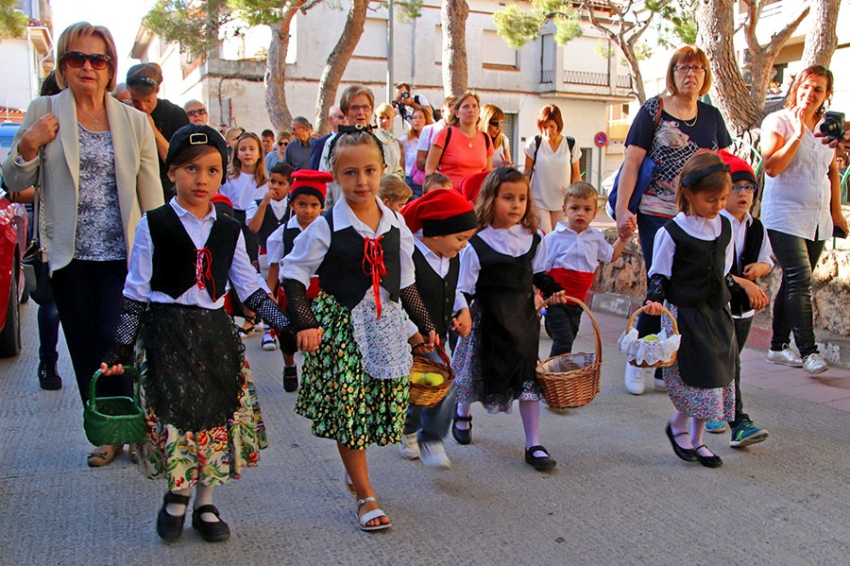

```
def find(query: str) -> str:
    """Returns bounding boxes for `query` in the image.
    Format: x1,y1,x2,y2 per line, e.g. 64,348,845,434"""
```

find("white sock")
165,488,191,517
194,485,220,523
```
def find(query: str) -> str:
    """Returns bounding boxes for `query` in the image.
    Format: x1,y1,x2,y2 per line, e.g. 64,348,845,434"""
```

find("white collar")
169,197,216,221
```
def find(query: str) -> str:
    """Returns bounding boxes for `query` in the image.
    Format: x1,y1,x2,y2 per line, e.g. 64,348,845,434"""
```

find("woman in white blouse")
480,104,513,169
760,65,849,375
524,104,581,232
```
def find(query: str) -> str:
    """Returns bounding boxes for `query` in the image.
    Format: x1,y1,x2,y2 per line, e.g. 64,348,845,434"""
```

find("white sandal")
357,497,391,532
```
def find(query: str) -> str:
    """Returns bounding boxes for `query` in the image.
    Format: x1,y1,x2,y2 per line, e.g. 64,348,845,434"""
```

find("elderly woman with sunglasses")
2,22,163,467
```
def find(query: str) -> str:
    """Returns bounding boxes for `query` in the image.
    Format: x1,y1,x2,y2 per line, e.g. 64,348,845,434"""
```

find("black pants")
766,230,825,357
731,316,753,428
51,260,132,406
544,303,583,357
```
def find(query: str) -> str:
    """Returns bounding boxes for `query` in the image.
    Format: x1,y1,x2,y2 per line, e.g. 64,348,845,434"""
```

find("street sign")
595,131,608,148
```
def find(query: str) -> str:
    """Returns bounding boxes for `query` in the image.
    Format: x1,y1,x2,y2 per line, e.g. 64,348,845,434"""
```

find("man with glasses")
310,105,347,170
284,117,313,171
184,100,209,126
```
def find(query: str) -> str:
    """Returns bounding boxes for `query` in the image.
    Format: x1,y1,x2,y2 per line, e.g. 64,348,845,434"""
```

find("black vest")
728,216,765,315
255,198,290,248
412,247,459,340
282,225,303,257
148,204,242,302
317,210,401,310
665,216,732,310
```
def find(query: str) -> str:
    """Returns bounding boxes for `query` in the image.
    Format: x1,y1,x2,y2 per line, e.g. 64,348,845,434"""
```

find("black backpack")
528,134,575,181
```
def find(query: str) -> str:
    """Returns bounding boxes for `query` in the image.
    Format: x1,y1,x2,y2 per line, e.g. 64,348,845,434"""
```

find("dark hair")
40,71,61,97
261,129,275,138
677,151,731,215
784,65,834,118
536,105,563,133
167,144,222,171
270,162,294,181
474,167,538,231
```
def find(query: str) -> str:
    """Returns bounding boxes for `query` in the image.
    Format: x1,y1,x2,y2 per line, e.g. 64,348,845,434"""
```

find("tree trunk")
265,16,296,132
441,0,469,96
696,0,765,135
314,0,369,135
619,38,646,104
801,0,841,68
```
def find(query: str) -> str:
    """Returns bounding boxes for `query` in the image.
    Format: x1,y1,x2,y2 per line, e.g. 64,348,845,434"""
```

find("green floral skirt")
294,292,410,450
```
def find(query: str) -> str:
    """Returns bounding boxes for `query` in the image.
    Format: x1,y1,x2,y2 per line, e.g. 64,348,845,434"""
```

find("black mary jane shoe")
525,445,557,470
665,423,699,462
694,445,723,469
451,415,472,445
156,492,190,542
192,505,231,542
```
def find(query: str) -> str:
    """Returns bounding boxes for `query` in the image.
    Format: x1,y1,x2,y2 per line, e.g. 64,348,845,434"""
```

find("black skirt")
674,304,737,389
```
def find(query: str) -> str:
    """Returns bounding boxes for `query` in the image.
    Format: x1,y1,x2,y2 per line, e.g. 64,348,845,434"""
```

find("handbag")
607,97,664,220
20,152,53,306
411,164,426,186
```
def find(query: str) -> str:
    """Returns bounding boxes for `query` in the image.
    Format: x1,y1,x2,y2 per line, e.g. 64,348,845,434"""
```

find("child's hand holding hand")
741,279,769,310
642,300,664,316
546,291,569,305
451,308,472,338
99,362,125,376
742,262,771,280
297,328,323,354
534,293,545,311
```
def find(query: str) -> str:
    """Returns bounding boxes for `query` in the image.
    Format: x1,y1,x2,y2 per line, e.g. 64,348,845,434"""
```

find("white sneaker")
766,345,803,367
261,331,277,351
419,441,452,469
624,364,650,395
802,353,829,375
399,433,420,460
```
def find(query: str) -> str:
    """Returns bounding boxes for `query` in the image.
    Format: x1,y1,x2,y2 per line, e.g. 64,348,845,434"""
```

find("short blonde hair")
55,22,119,92
375,102,395,119
379,175,412,203
422,173,451,193
563,181,598,207
666,46,712,97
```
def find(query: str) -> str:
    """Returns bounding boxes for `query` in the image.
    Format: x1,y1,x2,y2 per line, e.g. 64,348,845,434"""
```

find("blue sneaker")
705,420,727,434
730,420,769,448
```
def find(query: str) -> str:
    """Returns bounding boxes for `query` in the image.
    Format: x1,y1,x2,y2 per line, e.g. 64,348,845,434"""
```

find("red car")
0,193,27,357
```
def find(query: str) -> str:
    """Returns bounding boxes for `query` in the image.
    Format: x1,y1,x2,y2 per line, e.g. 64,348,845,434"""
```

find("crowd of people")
3,22,850,543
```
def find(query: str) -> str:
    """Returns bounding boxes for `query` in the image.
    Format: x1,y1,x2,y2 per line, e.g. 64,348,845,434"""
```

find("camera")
401,91,410,100
820,111,845,141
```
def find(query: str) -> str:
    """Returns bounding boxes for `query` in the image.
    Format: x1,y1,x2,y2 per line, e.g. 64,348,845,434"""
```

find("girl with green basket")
100,124,296,543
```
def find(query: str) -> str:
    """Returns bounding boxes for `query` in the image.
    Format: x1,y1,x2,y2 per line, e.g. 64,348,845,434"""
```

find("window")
434,25,442,64
541,34,554,83
482,30,518,70
354,18,388,59
502,113,517,163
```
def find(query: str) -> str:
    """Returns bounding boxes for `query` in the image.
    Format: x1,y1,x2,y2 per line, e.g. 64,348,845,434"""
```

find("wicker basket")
83,368,146,446
625,305,680,368
408,347,454,408
536,296,601,409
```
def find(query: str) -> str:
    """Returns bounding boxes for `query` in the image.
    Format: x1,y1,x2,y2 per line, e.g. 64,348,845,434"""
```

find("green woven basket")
83,368,146,446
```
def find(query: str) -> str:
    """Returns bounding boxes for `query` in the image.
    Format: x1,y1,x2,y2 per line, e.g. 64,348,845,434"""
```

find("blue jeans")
766,230,825,357
38,302,60,363
403,351,456,443
544,303,583,357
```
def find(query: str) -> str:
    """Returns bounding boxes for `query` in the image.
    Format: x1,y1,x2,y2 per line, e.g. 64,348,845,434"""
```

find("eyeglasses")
674,65,707,75
278,141,289,147
349,104,372,114
730,183,758,194
489,120,503,127
63,51,112,71
186,108,207,117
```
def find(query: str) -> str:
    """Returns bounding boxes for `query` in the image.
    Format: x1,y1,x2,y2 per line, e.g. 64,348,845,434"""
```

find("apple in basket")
643,334,659,342
420,372,445,386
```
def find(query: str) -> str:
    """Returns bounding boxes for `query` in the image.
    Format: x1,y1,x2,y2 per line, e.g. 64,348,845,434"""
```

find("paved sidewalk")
2,302,850,565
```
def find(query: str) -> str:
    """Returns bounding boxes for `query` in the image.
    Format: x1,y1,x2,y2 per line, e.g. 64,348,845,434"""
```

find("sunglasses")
64,51,111,71
278,141,289,147
186,108,207,117
489,120,503,127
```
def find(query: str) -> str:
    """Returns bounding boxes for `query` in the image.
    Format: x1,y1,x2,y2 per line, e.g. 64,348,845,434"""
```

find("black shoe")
156,492,190,542
694,445,723,468
525,445,557,470
37,360,62,391
283,366,298,393
451,415,472,445
665,422,698,462
192,505,231,542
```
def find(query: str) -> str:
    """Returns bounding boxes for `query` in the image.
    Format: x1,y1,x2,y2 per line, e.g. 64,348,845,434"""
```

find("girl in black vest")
644,152,759,469
451,167,567,471
100,125,295,543
282,127,436,532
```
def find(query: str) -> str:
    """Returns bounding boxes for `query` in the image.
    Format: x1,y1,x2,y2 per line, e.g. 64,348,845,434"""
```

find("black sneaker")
283,366,298,392
38,360,62,391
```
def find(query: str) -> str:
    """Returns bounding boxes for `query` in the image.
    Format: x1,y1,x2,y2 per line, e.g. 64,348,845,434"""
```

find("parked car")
0,191,26,357
0,122,20,163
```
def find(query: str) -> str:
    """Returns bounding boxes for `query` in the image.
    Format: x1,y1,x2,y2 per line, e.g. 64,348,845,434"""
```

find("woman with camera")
760,64,849,375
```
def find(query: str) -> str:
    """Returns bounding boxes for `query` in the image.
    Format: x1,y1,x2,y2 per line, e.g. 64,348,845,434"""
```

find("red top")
432,126,494,191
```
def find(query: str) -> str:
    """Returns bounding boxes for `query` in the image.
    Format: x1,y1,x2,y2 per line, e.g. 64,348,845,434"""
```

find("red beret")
290,170,333,206
401,188,478,236
460,171,490,204
717,150,757,185
211,193,234,217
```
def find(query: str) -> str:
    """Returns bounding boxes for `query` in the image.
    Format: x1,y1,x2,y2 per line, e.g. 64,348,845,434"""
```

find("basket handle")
541,295,602,365
88,367,141,412
625,304,679,336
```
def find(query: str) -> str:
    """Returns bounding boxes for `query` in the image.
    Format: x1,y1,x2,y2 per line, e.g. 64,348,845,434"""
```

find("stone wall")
591,226,850,337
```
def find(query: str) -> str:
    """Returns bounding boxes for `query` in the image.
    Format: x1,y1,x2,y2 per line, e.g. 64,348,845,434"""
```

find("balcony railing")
563,70,632,90
540,68,554,84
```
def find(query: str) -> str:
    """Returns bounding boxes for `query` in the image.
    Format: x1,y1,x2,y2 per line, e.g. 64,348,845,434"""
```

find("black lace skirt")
141,304,244,432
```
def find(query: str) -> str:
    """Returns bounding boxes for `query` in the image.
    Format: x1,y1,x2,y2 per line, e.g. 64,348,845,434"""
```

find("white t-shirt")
524,135,581,212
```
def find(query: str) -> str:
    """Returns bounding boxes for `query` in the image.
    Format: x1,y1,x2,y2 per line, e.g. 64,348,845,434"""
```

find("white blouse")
524,135,582,211
124,199,269,309
543,223,613,273
648,212,734,279
457,224,548,296
219,171,268,212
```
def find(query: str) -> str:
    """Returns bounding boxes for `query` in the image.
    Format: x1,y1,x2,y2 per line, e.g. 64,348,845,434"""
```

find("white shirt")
281,196,416,301
491,133,512,168
648,212,734,279
417,120,447,154
719,209,774,270
457,224,548,296
760,109,835,240
413,236,468,314
245,196,289,224
525,135,582,211
266,215,303,269
219,171,268,212
124,199,269,309
543,223,613,273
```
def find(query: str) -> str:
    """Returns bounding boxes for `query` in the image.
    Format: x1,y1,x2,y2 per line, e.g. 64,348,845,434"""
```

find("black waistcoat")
666,216,732,310
282,225,303,257
729,217,765,315
412,247,459,340
317,210,401,310
256,198,290,248
148,204,241,302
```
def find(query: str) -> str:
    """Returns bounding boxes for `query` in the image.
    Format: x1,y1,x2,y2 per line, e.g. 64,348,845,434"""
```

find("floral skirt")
294,291,410,450
452,306,542,414
136,360,268,490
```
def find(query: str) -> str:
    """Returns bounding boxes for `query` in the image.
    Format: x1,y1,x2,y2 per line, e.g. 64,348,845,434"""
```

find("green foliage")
655,0,697,47
228,0,285,27
143,0,231,56
493,0,581,50
374,0,424,23
595,41,615,60
0,0,29,40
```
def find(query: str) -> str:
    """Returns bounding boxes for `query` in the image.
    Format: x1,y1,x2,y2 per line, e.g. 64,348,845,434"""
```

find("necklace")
681,105,698,127
77,105,106,128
